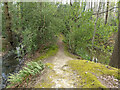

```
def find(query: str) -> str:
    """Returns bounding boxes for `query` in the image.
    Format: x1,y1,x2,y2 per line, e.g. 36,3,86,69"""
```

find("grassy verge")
67,60,119,88
60,34,80,59
34,45,58,62
64,44,80,59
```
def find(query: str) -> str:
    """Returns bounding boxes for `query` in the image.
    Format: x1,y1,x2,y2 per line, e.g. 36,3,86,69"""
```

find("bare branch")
93,6,118,15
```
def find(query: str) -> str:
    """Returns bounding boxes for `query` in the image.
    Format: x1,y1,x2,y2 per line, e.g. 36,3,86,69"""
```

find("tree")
105,1,109,25
4,2,14,48
91,1,101,52
109,1,120,68
70,0,72,6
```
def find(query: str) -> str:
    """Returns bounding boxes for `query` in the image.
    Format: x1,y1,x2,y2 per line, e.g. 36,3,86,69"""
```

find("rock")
85,72,87,74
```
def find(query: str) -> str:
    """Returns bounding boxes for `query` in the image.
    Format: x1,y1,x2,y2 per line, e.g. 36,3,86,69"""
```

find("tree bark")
109,1,120,68
92,1,101,47
91,1,101,61
109,34,118,68
91,1,92,11
4,2,14,48
105,1,109,25
70,0,72,6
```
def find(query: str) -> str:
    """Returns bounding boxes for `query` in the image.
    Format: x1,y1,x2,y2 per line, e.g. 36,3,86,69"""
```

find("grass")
60,34,80,59
34,45,58,62
64,44,80,59
34,75,55,88
67,60,119,88
34,68,56,88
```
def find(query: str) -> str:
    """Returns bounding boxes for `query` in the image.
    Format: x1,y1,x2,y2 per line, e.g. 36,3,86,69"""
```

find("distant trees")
2,1,119,65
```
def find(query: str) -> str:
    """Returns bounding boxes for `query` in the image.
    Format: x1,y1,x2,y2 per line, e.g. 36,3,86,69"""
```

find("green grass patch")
67,60,119,88
64,45,79,59
34,75,55,88
34,69,56,88
34,45,58,62
60,34,79,59
45,63,54,69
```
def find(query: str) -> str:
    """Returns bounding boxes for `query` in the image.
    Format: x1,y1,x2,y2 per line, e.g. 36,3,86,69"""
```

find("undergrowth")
7,44,58,88
61,34,80,59
7,61,45,88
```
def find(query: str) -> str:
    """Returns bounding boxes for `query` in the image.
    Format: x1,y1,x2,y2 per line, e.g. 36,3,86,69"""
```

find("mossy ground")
67,60,119,88
34,68,58,88
34,45,58,62
45,63,55,69
64,45,80,59
34,75,55,88
60,34,80,59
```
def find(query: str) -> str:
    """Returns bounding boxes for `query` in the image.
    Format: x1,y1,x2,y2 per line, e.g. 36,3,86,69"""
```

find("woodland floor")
26,35,118,88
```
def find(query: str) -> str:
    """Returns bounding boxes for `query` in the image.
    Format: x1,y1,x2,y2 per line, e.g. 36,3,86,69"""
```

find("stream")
2,48,25,88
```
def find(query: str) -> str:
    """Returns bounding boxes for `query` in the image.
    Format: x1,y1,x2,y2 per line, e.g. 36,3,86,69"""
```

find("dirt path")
33,35,79,88
31,35,118,88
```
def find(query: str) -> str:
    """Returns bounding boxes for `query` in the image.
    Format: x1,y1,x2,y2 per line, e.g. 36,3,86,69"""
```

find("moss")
45,63,54,69
34,70,56,88
59,34,65,40
116,69,120,80
34,76,55,88
59,34,79,59
34,45,58,62
64,45,79,59
67,60,118,88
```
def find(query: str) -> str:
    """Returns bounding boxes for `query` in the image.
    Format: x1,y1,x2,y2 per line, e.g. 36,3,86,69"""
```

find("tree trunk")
92,1,101,47
105,1,109,25
70,0,72,6
4,2,14,48
109,34,118,68
102,2,105,18
91,1,101,61
91,1,92,11
109,1,120,68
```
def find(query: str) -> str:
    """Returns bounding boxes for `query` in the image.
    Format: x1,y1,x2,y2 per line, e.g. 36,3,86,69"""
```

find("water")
2,48,25,88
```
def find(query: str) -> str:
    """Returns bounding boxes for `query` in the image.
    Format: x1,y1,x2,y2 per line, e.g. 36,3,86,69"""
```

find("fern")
7,61,45,88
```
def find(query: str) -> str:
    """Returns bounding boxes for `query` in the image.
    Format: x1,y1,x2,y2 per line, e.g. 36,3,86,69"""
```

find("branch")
93,6,118,15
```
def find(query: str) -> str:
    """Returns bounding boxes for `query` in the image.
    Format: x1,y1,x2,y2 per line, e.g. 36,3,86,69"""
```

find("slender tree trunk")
70,0,72,6
119,1,120,69
90,1,92,19
105,1,109,25
4,2,14,48
102,2,105,18
109,1,120,68
91,1,101,60
91,1,92,11
92,1,101,47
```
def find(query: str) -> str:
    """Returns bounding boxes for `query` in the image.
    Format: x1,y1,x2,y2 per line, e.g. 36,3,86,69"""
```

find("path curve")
34,35,78,88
